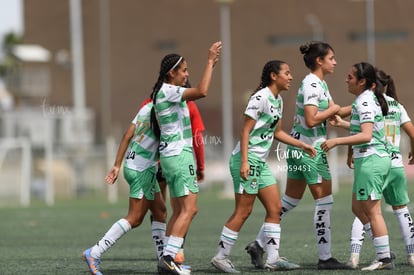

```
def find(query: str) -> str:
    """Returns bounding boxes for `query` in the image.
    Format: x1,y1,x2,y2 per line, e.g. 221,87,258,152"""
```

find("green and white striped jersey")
232,87,283,161
384,94,411,167
124,102,159,171
290,73,332,146
350,90,388,159
154,82,192,157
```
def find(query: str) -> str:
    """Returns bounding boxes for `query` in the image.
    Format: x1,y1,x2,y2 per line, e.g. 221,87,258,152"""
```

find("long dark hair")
251,60,287,96
300,41,334,71
353,62,388,116
376,69,397,101
150,54,184,138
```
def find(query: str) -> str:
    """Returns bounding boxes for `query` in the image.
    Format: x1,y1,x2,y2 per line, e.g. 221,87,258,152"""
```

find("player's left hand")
196,169,205,182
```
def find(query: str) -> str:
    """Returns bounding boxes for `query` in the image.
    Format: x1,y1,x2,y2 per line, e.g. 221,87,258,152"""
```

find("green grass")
1,182,414,274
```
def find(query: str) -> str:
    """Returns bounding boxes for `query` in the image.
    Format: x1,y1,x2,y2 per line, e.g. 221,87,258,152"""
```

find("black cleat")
157,255,191,275
245,241,264,269
317,257,350,270
390,250,396,260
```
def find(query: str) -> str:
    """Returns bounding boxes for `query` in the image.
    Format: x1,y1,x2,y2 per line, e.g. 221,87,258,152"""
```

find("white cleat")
361,259,394,271
407,254,414,267
211,256,240,273
346,254,359,269
264,257,300,271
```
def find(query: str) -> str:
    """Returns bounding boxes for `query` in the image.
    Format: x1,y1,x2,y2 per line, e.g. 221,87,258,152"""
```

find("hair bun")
299,44,311,54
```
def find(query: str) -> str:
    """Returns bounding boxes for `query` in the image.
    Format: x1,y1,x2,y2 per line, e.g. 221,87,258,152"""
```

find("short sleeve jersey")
123,102,159,171
384,94,411,167
232,87,283,161
290,73,332,146
154,82,192,157
350,90,388,159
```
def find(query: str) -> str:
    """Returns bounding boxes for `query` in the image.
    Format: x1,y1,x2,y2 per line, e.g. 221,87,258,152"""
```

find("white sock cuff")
222,226,239,241
393,206,409,215
282,195,301,207
373,235,389,244
152,221,166,230
263,222,281,237
117,218,132,232
168,235,184,244
263,222,281,229
223,226,238,236
316,194,333,205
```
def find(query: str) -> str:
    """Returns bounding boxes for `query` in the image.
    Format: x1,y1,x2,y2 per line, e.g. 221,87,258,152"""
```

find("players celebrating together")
82,40,414,274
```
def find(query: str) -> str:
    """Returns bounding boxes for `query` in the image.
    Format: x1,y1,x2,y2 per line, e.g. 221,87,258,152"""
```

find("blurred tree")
0,31,22,77
0,32,23,102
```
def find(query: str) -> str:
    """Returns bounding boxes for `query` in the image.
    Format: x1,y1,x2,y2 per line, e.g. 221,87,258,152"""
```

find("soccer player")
246,41,350,270
321,62,394,270
82,100,167,275
151,41,221,275
160,99,206,265
211,60,316,273
344,69,414,269
143,79,206,266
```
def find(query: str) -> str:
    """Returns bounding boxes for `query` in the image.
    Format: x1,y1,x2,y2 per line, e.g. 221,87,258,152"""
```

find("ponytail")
354,62,388,116
376,69,398,102
374,88,388,117
150,54,184,139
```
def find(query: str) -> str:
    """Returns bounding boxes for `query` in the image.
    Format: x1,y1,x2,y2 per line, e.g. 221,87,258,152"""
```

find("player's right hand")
105,166,120,184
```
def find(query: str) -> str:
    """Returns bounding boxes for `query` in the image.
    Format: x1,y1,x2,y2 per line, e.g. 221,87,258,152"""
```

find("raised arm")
182,41,222,101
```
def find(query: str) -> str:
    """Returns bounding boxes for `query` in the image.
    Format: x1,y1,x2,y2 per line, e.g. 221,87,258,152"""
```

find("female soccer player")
211,60,316,273
247,41,350,270
343,69,414,269
151,41,221,275
321,62,393,271
82,100,166,275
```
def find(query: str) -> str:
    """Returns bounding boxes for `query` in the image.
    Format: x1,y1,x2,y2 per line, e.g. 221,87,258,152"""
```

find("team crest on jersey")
159,141,168,151
250,178,258,189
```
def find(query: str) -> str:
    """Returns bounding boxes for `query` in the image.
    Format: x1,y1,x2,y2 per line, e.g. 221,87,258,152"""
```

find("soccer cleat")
264,257,300,271
317,257,350,270
175,249,185,264
82,248,103,275
346,254,359,269
245,240,264,269
180,264,192,271
408,254,414,267
390,250,396,260
158,255,191,275
211,256,240,273
361,258,395,271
